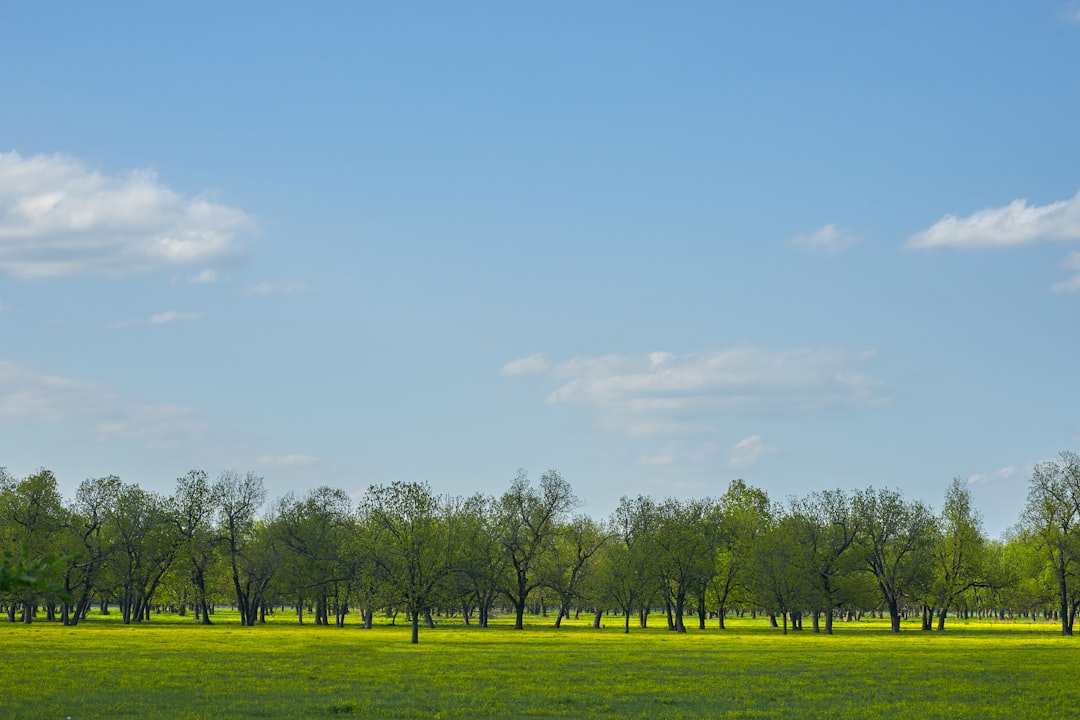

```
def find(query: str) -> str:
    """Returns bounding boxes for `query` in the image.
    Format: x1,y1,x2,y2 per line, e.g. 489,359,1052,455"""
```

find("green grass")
0,611,1074,719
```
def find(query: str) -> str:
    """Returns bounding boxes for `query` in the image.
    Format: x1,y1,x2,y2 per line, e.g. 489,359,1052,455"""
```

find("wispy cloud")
247,280,307,296
149,310,203,325
0,151,254,278
1051,251,1080,292
788,223,858,254
0,358,208,445
110,310,204,328
967,466,1020,486
500,353,551,376
188,269,220,284
906,191,1080,249
729,434,776,468
256,454,319,467
504,346,889,436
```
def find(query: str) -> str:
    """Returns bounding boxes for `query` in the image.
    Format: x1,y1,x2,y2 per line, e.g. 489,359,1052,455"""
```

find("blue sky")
2,2,1079,536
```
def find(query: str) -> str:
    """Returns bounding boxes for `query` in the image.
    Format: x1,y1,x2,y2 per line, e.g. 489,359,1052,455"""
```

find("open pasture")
0,613,1073,719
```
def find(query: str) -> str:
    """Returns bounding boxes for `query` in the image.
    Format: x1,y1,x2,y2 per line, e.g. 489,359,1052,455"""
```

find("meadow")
0,611,1074,719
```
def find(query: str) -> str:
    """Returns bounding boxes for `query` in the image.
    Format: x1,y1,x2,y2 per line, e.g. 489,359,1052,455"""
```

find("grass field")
0,610,1074,719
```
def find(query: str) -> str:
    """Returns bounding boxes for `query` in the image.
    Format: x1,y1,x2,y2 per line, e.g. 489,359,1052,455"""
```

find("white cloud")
1051,251,1080,292
507,347,889,436
788,223,858,254
906,191,1080,249
638,441,720,469
256,454,319,467
500,353,551,376
967,466,1019,486
729,435,776,468
110,310,204,328
0,358,208,445
149,310,203,325
188,269,219,284
247,280,307,296
0,151,253,278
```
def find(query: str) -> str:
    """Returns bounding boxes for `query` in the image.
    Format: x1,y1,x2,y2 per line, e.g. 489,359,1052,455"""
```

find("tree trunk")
592,609,602,629
937,607,947,631
887,597,901,632
717,604,726,629
697,595,707,630
811,610,820,633
411,609,420,644
825,610,834,635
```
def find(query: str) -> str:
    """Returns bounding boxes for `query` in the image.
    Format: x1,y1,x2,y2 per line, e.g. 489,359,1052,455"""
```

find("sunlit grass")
0,610,1073,718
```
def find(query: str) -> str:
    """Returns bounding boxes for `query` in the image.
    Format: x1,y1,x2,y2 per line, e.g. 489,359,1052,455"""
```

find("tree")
928,478,988,630
59,475,122,625
604,495,660,633
497,470,577,630
540,514,606,628
853,487,935,632
655,497,716,632
276,486,353,626
106,482,181,623
215,471,268,626
359,481,457,644
0,469,66,623
709,480,770,629
750,508,812,634
1021,451,1080,635
449,494,504,627
790,489,859,634
173,470,219,624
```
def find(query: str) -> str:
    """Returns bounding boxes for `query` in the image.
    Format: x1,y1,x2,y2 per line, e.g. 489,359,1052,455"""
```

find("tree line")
2,452,1080,643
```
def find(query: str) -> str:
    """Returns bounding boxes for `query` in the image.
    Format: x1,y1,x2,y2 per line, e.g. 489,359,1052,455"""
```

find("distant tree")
540,514,607,628
0,469,66,623
56,475,121,625
709,480,770,629
106,482,180,623
276,486,353,625
853,487,936,632
449,494,504,627
497,470,577,630
173,470,219,624
750,508,812,634
360,481,457,644
790,489,859,633
1021,451,1080,635
604,495,660,633
215,471,267,626
655,497,716,632
927,478,988,630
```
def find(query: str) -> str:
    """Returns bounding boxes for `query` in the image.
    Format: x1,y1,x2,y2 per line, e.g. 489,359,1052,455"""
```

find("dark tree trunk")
888,597,901,632
825,610,834,635
592,609,602,629
811,610,820,633
411,609,420,644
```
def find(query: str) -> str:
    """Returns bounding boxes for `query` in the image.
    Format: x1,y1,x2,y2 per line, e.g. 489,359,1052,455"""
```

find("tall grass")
0,611,1072,718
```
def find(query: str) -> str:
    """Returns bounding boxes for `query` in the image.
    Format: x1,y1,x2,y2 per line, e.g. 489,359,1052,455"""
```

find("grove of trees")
3,452,1080,643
